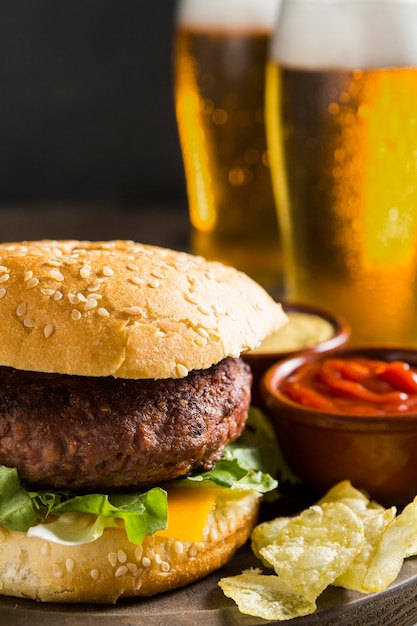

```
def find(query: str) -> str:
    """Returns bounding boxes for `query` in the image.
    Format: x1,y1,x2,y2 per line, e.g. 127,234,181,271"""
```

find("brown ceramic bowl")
261,347,417,506
243,301,351,407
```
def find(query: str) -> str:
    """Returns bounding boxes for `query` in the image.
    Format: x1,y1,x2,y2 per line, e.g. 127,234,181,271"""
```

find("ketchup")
281,357,417,415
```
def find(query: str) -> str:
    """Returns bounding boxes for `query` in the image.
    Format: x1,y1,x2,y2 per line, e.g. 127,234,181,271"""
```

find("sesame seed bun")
0,240,286,378
0,491,260,603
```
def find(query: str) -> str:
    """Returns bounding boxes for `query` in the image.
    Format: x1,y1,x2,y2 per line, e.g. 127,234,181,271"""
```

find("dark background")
0,0,186,210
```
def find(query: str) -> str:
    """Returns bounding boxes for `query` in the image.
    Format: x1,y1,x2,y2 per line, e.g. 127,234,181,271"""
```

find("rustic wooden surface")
1,205,417,625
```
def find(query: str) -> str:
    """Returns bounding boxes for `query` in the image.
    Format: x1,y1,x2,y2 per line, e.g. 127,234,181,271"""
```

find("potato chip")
317,480,397,591
219,480,417,621
251,516,291,567
334,505,396,591
362,496,417,592
218,569,316,621
318,480,370,505
318,480,387,515
258,502,364,601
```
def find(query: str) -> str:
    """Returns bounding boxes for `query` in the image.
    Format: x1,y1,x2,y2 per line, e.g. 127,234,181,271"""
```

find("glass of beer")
266,0,417,344
174,0,282,294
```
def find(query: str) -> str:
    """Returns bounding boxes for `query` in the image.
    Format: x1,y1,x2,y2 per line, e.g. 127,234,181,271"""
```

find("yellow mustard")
250,311,335,354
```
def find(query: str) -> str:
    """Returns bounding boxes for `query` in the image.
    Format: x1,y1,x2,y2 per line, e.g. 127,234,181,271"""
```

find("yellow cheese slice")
156,487,221,542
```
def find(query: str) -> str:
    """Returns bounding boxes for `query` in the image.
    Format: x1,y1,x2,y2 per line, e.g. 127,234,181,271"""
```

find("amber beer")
174,0,282,293
267,0,417,344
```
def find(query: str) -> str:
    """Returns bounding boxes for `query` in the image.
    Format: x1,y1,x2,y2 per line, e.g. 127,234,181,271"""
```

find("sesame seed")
24,270,33,281
84,298,98,311
176,364,189,377
41,543,50,557
124,306,143,316
151,270,164,280
68,293,79,305
127,563,138,573
16,303,27,317
0,266,8,273
108,552,118,568
115,565,128,577
117,549,127,563
80,265,91,278
49,269,65,281
65,559,75,572
41,288,56,296
141,557,151,568
77,293,88,303
174,541,184,555
103,266,114,277
52,564,64,578
209,528,219,542
98,307,110,317
197,327,209,338
44,324,54,338
149,279,160,288
90,569,100,580
160,561,171,572
0,274,10,284
155,330,167,338
198,304,212,316
188,545,198,558
26,276,39,289
0,288,6,300
87,282,103,292
184,294,200,305
71,309,82,321
135,546,143,561
23,319,35,328
130,276,144,286
213,304,226,315
127,262,139,271
53,290,63,301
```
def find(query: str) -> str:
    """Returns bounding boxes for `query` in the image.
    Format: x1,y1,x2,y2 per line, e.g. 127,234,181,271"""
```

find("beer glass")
174,0,282,294
267,0,417,344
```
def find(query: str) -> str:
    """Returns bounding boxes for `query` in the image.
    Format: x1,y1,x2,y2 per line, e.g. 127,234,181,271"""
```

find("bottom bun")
0,490,261,603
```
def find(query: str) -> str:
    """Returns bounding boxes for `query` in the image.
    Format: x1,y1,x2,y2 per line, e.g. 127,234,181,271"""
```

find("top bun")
0,240,286,378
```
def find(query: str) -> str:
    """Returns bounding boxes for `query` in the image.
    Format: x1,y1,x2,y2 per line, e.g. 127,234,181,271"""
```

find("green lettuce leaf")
0,466,37,531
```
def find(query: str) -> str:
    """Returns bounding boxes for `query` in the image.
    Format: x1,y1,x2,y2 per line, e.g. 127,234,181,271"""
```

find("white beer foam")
270,0,417,69
176,0,280,30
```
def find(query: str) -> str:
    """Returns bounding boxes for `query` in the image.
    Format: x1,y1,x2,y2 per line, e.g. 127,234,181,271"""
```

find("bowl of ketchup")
262,347,417,505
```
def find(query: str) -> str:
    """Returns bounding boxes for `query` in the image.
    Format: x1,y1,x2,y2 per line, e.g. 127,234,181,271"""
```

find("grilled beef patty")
0,357,251,491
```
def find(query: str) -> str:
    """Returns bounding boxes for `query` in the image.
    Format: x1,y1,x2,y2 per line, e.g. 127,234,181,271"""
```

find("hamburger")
0,239,287,603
